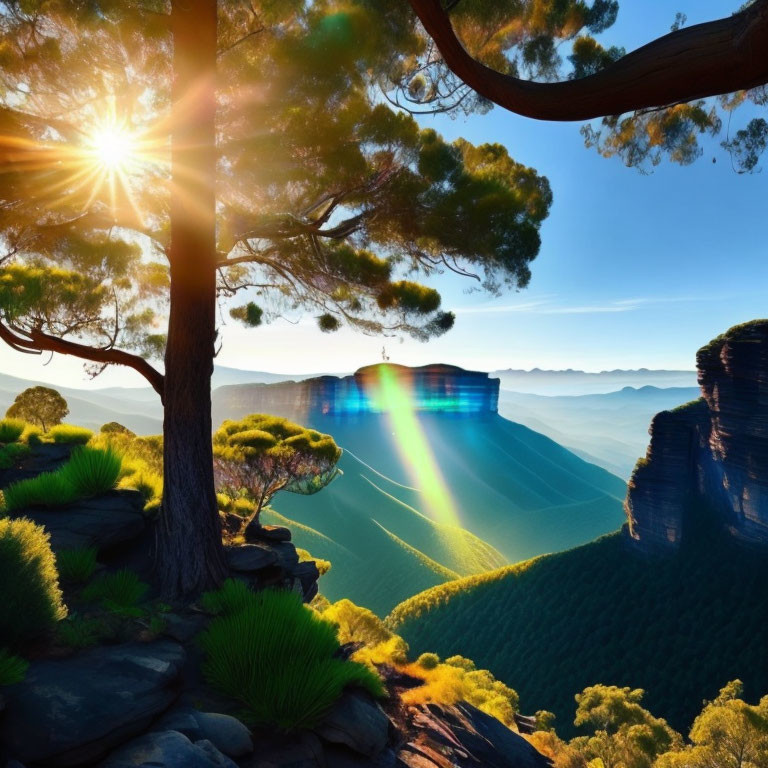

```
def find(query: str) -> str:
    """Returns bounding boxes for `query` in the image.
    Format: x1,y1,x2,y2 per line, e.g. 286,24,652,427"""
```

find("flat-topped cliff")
626,320,768,550
213,363,500,423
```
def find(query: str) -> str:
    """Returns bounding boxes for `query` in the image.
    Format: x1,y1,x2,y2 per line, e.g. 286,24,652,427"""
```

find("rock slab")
98,730,237,768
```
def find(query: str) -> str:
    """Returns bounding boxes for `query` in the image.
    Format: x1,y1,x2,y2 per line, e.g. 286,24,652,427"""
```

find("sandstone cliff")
626,320,768,550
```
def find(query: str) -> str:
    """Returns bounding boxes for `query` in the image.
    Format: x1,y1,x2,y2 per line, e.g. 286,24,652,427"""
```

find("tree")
406,0,768,171
570,685,681,768
6,386,68,432
656,681,768,768
213,414,342,529
0,1,553,596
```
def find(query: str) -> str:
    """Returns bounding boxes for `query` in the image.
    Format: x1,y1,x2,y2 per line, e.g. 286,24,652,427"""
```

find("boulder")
315,692,389,758
399,702,550,768
225,543,278,572
98,731,237,768
0,641,185,766
271,541,300,570
244,521,292,543
152,708,252,758
324,745,397,768
11,489,146,553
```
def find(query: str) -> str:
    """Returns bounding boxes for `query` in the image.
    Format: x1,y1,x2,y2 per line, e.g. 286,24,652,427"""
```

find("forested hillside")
390,519,768,736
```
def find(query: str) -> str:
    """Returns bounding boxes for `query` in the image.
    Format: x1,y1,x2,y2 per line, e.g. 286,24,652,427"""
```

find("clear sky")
2,0,766,389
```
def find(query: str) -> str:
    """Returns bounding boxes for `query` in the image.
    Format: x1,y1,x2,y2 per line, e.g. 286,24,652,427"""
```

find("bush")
0,518,66,648
56,615,106,649
81,569,148,615
3,471,77,512
22,423,43,445
56,547,98,584
60,446,121,497
0,648,28,686
0,418,25,444
417,652,440,670
0,442,30,469
199,587,384,731
47,424,93,445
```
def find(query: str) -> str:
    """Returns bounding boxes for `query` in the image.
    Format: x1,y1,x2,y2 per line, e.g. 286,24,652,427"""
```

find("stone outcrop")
626,320,768,551
213,363,500,424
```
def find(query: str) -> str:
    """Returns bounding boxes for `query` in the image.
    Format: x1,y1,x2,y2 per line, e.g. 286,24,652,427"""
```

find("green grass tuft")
0,517,66,648
0,418,26,444
46,424,93,445
56,615,106,649
81,568,148,615
0,647,28,686
199,587,384,731
201,578,255,616
60,446,121,498
3,471,78,511
0,442,30,470
56,547,98,584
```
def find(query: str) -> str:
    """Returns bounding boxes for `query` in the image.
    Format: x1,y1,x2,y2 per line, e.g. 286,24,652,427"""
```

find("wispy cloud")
454,294,715,316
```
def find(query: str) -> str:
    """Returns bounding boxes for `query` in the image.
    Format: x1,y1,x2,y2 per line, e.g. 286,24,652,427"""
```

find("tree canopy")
213,414,342,523
0,0,553,392
6,385,68,431
405,0,768,172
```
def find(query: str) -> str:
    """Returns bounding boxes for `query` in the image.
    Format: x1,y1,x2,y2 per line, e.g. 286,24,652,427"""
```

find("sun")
87,122,137,172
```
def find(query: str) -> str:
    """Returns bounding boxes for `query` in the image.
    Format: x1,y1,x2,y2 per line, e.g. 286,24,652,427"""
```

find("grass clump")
0,441,30,469
3,471,77,511
199,585,384,731
47,424,93,445
0,517,66,648
201,578,255,616
82,569,148,615
56,547,98,584
61,446,121,497
0,418,26,444
0,648,28,686
56,615,107,649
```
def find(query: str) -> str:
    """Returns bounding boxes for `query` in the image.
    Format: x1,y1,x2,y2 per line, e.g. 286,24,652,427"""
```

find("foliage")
0,441,30,469
3,471,78,511
201,578,255,616
213,415,342,523
391,526,768,737
46,424,94,445
56,547,98,584
56,615,106,650
81,569,148,616
4,445,121,511
6,387,68,432
100,422,135,436
0,647,28,686
0,418,26,444
0,517,66,648
297,548,331,576
60,446,121,498
199,587,384,731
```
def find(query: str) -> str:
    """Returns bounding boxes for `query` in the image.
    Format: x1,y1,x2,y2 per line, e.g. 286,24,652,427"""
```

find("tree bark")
408,0,768,121
156,0,228,599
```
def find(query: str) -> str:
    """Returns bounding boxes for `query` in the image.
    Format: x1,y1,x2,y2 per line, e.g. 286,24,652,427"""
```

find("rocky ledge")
626,320,768,551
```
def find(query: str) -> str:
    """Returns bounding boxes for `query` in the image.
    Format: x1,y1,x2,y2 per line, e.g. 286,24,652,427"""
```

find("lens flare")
88,123,136,171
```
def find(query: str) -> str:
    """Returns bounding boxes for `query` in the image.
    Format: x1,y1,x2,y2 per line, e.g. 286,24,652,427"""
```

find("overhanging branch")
407,0,768,121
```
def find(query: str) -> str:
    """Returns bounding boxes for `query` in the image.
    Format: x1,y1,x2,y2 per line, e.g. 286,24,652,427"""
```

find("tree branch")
0,321,165,398
407,0,768,121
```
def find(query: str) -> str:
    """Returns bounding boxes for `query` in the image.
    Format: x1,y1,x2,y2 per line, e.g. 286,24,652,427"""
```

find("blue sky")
2,0,766,388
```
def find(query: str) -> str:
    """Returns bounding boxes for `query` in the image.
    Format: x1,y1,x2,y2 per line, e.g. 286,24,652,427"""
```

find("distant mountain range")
498,386,700,478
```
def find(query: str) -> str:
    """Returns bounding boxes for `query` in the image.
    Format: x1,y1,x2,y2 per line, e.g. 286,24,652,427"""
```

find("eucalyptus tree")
0,0,553,596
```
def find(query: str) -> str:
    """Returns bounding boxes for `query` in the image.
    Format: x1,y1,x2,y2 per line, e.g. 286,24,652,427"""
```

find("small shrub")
217,493,233,513
61,446,121,497
201,578,256,616
3,471,77,512
22,424,43,445
119,467,162,503
0,518,66,648
56,547,98,584
0,418,25,444
56,615,106,649
81,569,148,615
47,424,93,445
199,588,384,731
417,652,440,670
0,648,28,686
0,442,30,469
232,497,255,517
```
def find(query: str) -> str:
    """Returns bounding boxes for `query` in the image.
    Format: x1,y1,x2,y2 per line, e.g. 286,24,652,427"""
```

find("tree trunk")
156,0,228,599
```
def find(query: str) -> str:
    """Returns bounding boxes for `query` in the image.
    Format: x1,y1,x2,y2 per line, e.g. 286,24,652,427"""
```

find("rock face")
213,363,500,424
0,641,186,766
626,320,768,551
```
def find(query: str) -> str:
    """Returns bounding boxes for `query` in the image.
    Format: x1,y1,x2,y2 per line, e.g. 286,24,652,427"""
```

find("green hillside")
264,412,625,615
389,519,768,737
